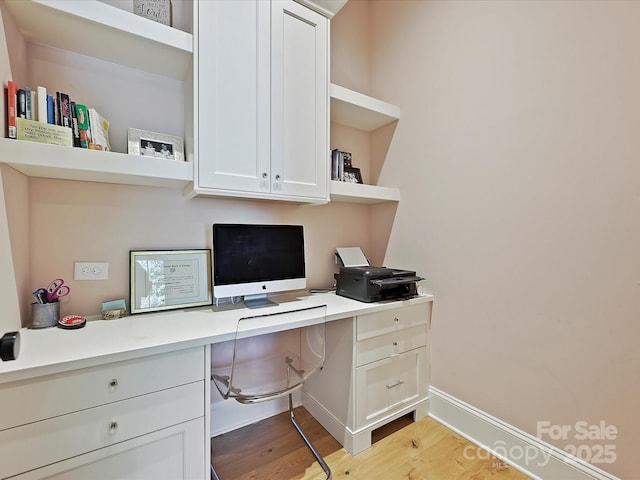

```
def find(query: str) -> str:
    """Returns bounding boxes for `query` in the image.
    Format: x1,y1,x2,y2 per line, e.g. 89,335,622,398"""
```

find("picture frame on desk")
343,166,363,184
130,249,212,314
127,128,184,161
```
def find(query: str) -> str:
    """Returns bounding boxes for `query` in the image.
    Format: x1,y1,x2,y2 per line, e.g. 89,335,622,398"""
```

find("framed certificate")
130,249,212,314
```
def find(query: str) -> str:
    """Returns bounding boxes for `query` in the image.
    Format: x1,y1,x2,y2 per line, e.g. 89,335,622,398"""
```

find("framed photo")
343,166,363,184
127,128,184,161
130,249,212,314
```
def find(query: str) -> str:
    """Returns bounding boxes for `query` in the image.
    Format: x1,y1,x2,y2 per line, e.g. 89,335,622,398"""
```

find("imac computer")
212,224,306,308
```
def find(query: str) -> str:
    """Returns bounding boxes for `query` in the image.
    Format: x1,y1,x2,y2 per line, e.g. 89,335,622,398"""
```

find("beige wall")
16,177,371,322
362,0,640,477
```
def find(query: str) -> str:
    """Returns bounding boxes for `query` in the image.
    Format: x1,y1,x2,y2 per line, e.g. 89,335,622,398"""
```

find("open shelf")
0,139,193,188
3,0,193,80
329,84,401,204
330,83,400,132
330,181,399,204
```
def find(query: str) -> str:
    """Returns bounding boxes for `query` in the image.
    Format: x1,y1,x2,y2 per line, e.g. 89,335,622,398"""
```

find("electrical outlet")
74,262,109,280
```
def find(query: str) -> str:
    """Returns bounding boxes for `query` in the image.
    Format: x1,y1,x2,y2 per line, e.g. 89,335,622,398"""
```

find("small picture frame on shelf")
128,128,184,161
343,166,363,184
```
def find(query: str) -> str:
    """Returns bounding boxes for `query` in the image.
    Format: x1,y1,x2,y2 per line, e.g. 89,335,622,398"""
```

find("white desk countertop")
0,292,433,384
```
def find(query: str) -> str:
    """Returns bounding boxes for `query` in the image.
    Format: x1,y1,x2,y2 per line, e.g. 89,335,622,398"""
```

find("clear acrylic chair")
210,304,331,480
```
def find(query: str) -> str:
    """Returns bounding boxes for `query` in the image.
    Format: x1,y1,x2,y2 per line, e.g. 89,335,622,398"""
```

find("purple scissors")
46,278,70,302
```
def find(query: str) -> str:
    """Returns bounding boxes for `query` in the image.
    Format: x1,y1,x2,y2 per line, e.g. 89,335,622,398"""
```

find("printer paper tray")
370,276,424,286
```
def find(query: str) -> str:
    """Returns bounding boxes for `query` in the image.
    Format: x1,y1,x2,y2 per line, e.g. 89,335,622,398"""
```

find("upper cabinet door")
195,0,271,194
194,0,328,203
270,1,329,200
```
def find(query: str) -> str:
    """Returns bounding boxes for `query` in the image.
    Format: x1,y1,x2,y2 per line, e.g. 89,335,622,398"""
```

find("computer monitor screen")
212,224,306,307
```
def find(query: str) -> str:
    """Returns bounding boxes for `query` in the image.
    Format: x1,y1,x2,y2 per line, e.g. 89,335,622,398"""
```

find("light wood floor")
211,408,532,480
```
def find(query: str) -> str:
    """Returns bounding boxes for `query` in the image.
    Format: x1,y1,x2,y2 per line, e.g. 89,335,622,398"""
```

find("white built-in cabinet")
302,301,431,455
0,0,397,206
0,347,207,480
192,0,329,203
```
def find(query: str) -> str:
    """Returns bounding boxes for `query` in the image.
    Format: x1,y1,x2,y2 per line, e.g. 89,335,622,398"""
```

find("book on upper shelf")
6,80,17,139
331,149,353,181
17,88,26,119
70,102,81,147
76,103,90,148
46,94,55,124
331,149,343,181
56,92,71,128
25,87,32,120
36,86,47,123
88,107,111,151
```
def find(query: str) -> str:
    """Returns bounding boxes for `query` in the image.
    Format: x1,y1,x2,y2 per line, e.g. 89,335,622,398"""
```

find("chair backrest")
212,304,327,403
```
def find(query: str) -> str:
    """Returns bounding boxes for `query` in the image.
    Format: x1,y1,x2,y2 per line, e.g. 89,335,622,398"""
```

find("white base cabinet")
0,347,207,480
302,301,431,455
11,419,204,480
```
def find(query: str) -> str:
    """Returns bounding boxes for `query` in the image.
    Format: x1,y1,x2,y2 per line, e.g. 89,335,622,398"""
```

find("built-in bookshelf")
1,0,193,188
329,83,401,204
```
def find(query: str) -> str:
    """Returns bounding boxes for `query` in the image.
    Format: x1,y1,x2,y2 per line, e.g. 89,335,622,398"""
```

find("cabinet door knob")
394,317,400,323
262,172,268,179
108,420,119,434
108,378,118,389
275,174,281,181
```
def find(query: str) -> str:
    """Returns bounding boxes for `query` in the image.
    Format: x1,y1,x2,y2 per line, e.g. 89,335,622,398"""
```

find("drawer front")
0,381,204,479
355,347,426,428
356,324,426,367
356,302,429,341
0,346,205,431
11,418,205,480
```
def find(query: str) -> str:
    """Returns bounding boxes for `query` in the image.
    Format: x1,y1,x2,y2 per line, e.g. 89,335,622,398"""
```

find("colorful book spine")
70,101,81,147
88,107,110,151
46,94,55,124
75,103,90,148
6,80,17,139
56,92,71,128
36,86,47,123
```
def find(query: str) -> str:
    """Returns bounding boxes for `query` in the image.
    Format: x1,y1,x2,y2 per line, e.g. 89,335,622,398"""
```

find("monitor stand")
244,294,278,309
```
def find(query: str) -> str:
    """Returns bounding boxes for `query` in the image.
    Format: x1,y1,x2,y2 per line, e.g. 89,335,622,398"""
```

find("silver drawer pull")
108,421,119,434
108,378,118,389
386,380,405,390
394,317,400,323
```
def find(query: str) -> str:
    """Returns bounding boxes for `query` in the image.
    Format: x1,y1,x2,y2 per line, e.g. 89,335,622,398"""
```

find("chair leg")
211,463,221,480
288,394,332,480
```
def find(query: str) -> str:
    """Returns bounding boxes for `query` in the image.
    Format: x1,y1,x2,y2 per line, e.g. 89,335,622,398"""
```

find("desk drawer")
355,347,426,428
356,303,428,341
0,347,204,431
0,381,204,479
356,324,426,367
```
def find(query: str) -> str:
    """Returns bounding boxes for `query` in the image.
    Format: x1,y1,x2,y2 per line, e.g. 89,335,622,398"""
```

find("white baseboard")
429,387,620,480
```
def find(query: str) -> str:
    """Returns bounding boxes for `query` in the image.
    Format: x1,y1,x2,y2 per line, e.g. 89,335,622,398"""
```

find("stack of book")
331,149,352,181
5,80,110,150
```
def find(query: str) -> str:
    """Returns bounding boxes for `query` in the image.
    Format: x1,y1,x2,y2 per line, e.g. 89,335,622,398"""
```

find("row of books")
6,80,111,150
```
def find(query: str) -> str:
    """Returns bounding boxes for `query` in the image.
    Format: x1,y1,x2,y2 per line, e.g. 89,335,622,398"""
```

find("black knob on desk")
0,331,20,361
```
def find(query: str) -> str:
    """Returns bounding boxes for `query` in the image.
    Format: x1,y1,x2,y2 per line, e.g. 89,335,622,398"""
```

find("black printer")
334,266,423,303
